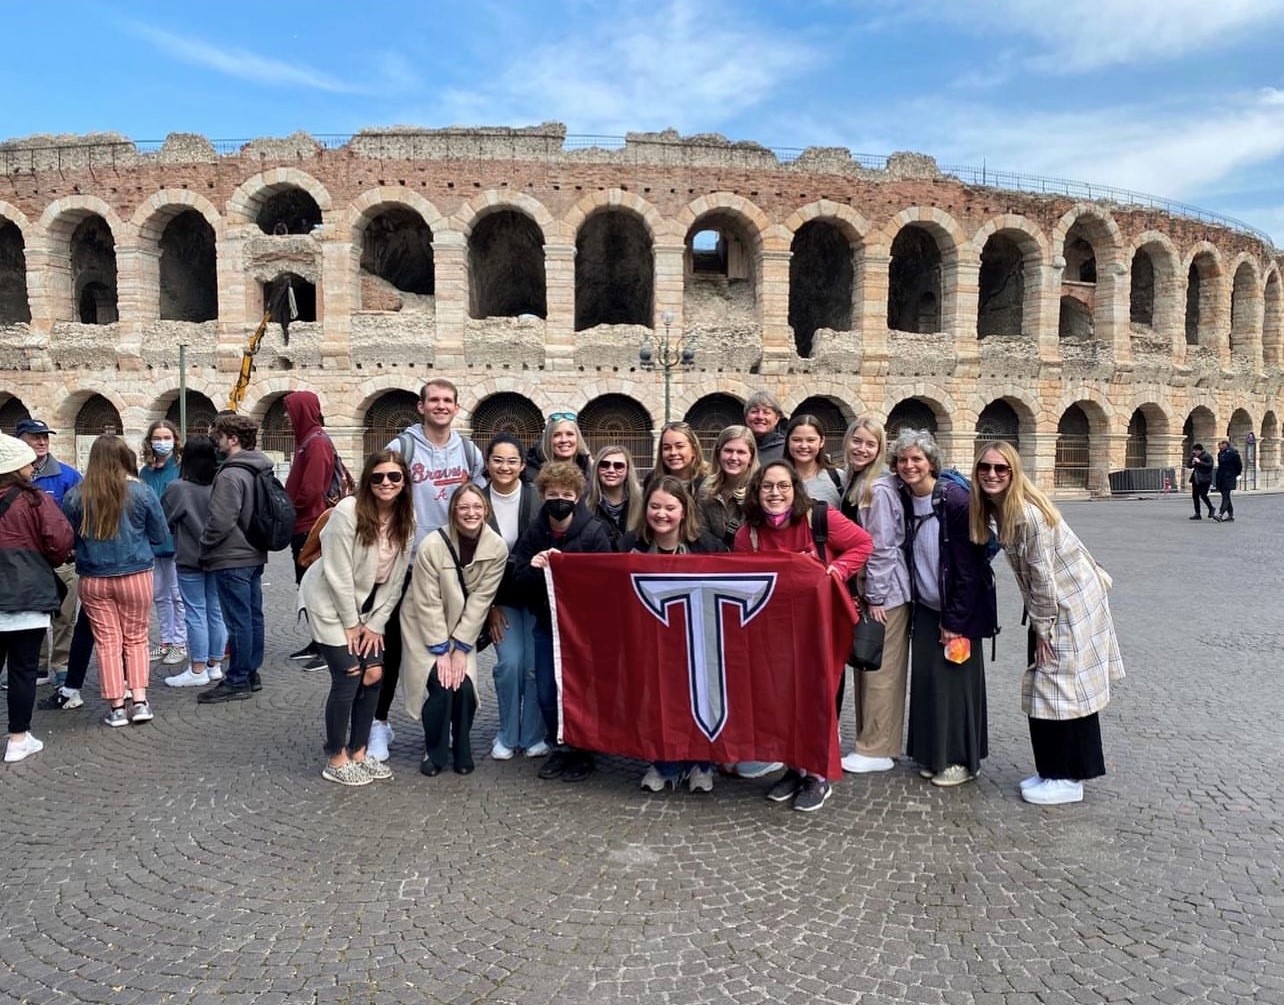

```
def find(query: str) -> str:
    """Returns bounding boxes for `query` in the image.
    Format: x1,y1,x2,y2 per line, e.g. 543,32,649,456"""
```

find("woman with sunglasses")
481,434,545,761
970,441,1123,806
523,411,590,483
784,414,842,506
586,446,642,550
298,450,415,786
648,421,708,496
698,425,759,548
891,429,997,789
733,460,872,812
837,417,911,775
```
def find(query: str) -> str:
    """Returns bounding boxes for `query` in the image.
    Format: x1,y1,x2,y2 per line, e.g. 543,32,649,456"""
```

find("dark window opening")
257,188,323,235
575,211,653,331
1130,249,1155,326
75,394,122,436
71,216,118,324
1054,404,1090,489
159,210,218,321
684,393,746,457
262,273,317,323
1058,296,1093,341
0,221,31,323
1230,262,1255,351
975,400,1021,451
165,391,219,438
886,398,939,438
260,397,295,457
361,208,434,296
977,235,1024,337
1065,237,1096,283
789,221,853,356
469,210,546,319
578,394,654,468
887,226,942,333
362,390,422,456
0,396,31,433
1125,409,1148,468
470,392,545,452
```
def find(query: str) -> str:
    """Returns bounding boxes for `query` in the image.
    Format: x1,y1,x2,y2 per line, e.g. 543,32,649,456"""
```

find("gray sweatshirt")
161,479,213,570
387,425,485,553
199,449,273,570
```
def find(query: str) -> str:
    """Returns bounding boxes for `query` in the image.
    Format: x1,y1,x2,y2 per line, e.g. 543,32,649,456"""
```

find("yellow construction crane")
225,278,297,413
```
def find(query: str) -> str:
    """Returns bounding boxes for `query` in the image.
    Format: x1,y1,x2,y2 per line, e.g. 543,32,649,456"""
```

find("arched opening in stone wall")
683,212,757,328
1058,296,1093,341
74,394,123,470
0,220,31,323
260,395,294,460
1264,272,1283,367
469,209,546,319
469,392,544,453
0,395,31,433
975,400,1021,452
1054,404,1091,488
887,225,942,333
262,273,317,322
684,393,745,457
71,215,118,324
886,397,940,438
1182,406,1217,464
976,234,1024,337
1129,248,1155,325
1227,407,1254,448
1125,409,1148,468
361,207,435,303
257,187,322,235
165,390,219,438
575,209,653,331
1185,252,1220,347
789,220,854,356
1262,411,1280,471
1229,261,1257,357
159,210,218,322
792,396,851,460
579,394,654,471
362,389,421,456
1063,232,1097,283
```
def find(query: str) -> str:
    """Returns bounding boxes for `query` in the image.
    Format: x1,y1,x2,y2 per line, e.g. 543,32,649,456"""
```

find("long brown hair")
353,450,414,550
635,475,703,546
78,435,138,539
969,440,1060,547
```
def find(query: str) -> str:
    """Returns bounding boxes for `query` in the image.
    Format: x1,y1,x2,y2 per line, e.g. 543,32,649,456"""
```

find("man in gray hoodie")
197,413,273,703
367,378,485,760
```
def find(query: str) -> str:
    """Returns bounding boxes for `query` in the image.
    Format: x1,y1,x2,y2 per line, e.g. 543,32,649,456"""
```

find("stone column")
757,249,792,374
1025,431,1060,494
431,232,467,368
858,251,890,377
953,258,980,377
112,244,152,370
1037,262,1064,367
543,243,576,371
318,229,352,368
653,243,685,331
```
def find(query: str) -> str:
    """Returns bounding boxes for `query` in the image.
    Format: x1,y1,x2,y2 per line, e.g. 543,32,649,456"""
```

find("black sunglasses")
976,462,1011,475
598,460,628,471
370,471,404,485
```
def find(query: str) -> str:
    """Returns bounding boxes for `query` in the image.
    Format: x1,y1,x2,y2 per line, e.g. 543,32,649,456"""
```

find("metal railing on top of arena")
1,131,1272,247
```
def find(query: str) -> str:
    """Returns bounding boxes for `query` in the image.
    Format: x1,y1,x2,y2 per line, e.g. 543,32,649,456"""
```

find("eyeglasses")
761,481,794,493
549,411,578,422
370,471,404,485
598,460,628,471
976,462,1011,476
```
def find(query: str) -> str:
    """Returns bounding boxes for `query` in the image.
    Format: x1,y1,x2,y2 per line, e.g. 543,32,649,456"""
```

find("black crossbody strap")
436,527,470,600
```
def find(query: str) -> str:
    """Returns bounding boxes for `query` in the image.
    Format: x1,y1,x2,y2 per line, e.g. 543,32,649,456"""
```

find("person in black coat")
1186,444,1215,520
510,461,614,783
1213,439,1243,522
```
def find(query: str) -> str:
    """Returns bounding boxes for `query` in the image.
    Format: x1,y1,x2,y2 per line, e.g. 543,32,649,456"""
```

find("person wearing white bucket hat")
0,432,74,762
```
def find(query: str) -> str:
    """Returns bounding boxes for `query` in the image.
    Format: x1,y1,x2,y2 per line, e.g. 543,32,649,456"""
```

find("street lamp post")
639,311,694,424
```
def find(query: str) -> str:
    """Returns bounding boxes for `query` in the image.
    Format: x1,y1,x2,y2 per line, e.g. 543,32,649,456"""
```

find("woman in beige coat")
401,484,507,776
970,441,1124,806
299,450,414,786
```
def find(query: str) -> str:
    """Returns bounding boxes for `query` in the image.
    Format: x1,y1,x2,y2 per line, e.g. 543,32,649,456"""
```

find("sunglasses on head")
976,462,1010,475
370,470,404,485
549,411,578,422
598,460,628,471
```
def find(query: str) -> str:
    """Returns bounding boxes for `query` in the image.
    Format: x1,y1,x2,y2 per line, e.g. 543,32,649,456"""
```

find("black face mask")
543,498,575,521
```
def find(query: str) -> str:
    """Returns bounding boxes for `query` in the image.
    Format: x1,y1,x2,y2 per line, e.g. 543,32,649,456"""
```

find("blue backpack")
934,468,1000,561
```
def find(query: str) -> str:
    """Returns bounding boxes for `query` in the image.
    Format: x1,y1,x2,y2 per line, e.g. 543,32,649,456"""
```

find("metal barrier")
1108,467,1179,495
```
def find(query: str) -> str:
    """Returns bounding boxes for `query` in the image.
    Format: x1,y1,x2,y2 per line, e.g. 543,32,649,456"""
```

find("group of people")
1,383,1125,812
1186,439,1243,522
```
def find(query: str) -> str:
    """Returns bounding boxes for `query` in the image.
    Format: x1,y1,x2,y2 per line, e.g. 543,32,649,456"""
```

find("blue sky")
8,0,1284,242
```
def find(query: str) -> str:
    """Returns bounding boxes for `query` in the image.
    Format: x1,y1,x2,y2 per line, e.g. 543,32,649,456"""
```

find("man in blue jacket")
17,418,82,681
1213,438,1243,523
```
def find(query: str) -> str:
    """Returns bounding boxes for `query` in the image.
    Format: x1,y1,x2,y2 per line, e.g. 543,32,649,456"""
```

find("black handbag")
850,601,885,671
436,529,493,653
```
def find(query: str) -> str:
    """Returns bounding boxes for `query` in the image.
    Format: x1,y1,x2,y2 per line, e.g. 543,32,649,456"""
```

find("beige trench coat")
1004,501,1125,720
400,524,507,721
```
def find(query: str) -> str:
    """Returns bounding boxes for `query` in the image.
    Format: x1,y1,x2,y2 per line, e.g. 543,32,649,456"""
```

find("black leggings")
319,642,381,757
2,627,46,734
63,608,96,690
422,670,478,770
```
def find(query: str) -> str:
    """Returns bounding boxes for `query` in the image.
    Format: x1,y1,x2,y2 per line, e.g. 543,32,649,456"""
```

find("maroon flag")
546,552,855,778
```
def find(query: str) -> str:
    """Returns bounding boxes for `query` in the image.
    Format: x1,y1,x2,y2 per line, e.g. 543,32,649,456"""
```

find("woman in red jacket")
732,460,872,811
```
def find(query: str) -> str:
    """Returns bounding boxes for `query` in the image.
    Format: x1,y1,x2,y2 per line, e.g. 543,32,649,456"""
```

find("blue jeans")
178,566,227,666
153,556,187,646
532,620,560,746
213,565,264,688
491,605,544,750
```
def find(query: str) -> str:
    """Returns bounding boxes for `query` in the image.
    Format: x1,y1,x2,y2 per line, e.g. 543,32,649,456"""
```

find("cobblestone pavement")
4,493,1282,1005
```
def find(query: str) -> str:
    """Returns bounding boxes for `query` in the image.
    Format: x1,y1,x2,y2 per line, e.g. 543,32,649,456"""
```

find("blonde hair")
539,415,589,465
586,445,642,529
654,421,708,482
840,416,886,512
969,440,1060,547
702,425,759,500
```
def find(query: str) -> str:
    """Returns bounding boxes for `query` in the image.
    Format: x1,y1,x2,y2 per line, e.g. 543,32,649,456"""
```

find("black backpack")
225,459,295,552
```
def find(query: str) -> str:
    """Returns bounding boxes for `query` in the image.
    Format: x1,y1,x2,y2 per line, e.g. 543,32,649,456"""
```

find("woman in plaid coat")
970,440,1124,807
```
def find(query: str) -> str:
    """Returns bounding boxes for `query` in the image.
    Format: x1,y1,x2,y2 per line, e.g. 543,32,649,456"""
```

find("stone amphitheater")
0,122,1279,492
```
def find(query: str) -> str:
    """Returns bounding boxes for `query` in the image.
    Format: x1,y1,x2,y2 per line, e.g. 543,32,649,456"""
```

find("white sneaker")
367,721,393,762
165,667,211,688
162,645,189,666
1018,774,1044,792
4,733,44,763
149,644,169,662
524,741,551,758
491,738,515,761
841,752,896,774
687,766,714,793
206,665,224,682
735,761,784,779
1021,778,1083,805
930,764,976,787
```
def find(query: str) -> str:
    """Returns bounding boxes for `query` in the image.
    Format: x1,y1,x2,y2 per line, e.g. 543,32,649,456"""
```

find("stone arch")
258,392,296,459
1228,255,1262,359
0,393,31,432
226,169,334,228
0,205,32,324
1052,207,1124,348
880,208,965,335
790,395,852,457
1183,242,1226,349
564,189,668,243
1128,231,1182,338
574,206,654,330
453,191,558,242
348,188,447,237
349,190,446,310
1182,405,1218,462
1264,267,1283,367
684,392,746,456
71,391,125,470
466,205,547,319
469,391,545,452
1124,402,1171,468
1261,410,1280,472
974,398,1024,451
1227,407,1254,446
131,190,222,243
973,216,1048,340
681,198,768,331
1053,399,1109,490
161,389,220,437
886,396,949,437
361,388,423,455
579,393,655,466
675,193,772,252
41,197,127,324
789,217,862,356
1051,205,1125,269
